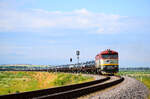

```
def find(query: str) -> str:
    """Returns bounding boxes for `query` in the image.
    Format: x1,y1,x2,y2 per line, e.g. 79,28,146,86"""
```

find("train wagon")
95,49,119,74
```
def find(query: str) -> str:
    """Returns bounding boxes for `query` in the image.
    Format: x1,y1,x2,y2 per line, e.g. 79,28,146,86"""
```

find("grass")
0,71,94,95
118,70,150,99
53,73,94,86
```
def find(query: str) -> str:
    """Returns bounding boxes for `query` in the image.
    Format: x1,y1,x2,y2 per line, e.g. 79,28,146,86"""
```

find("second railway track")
0,75,124,99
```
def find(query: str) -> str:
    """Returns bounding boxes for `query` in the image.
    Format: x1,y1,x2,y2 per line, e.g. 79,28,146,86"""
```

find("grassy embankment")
118,70,150,98
0,71,94,95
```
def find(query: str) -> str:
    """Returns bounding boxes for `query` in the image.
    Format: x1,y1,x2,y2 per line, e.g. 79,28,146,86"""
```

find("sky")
0,0,150,67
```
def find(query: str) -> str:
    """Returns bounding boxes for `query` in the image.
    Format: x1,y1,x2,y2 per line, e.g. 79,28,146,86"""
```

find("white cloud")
0,4,130,34
74,8,91,16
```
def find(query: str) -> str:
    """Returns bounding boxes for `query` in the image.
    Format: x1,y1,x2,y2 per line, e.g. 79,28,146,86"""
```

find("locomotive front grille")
102,65,118,73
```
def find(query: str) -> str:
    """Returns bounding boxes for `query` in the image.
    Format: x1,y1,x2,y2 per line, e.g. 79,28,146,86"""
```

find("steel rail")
0,76,110,99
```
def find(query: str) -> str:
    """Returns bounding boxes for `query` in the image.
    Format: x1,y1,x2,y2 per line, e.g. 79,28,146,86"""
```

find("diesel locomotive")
95,49,119,74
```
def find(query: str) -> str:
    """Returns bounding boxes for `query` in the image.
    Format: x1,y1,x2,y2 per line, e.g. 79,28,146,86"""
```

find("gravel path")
78,76,150,99
82,74,106,80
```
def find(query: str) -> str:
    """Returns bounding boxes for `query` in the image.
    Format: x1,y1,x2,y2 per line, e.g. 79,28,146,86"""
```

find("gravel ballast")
79,76,150,99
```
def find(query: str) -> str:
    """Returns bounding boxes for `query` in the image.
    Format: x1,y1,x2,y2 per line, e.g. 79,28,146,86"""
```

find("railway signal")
70,58,72,62
76,50,80,67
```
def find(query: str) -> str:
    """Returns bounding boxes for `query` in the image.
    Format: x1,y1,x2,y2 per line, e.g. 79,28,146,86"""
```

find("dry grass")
0,71,94,95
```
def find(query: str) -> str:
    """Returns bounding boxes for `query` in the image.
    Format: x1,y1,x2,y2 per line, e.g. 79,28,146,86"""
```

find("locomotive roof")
100,49,118,55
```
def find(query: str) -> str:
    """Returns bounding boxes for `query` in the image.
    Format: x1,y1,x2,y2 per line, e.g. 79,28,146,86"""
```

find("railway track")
0,75,124,99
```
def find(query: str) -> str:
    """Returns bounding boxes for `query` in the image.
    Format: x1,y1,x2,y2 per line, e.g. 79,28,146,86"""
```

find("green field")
0,71,94,95
118,70,150,98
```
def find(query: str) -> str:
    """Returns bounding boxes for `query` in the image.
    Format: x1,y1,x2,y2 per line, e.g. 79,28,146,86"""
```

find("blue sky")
0,0,150,67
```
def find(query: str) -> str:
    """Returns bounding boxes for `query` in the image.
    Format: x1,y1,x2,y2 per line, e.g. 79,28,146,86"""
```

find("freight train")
49,49,119,75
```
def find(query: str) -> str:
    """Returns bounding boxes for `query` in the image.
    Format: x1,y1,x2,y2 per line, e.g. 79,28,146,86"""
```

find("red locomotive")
95,49,119,74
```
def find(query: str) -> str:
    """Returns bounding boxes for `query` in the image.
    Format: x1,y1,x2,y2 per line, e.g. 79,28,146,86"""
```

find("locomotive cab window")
101,54,118,59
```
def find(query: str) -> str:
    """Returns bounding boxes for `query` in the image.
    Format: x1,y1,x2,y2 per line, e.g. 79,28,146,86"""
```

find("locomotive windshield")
101,54,118,59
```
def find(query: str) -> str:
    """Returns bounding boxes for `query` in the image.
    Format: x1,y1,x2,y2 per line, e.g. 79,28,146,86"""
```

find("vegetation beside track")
118,70,150,99
0,71,94,95
53,73,94,86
